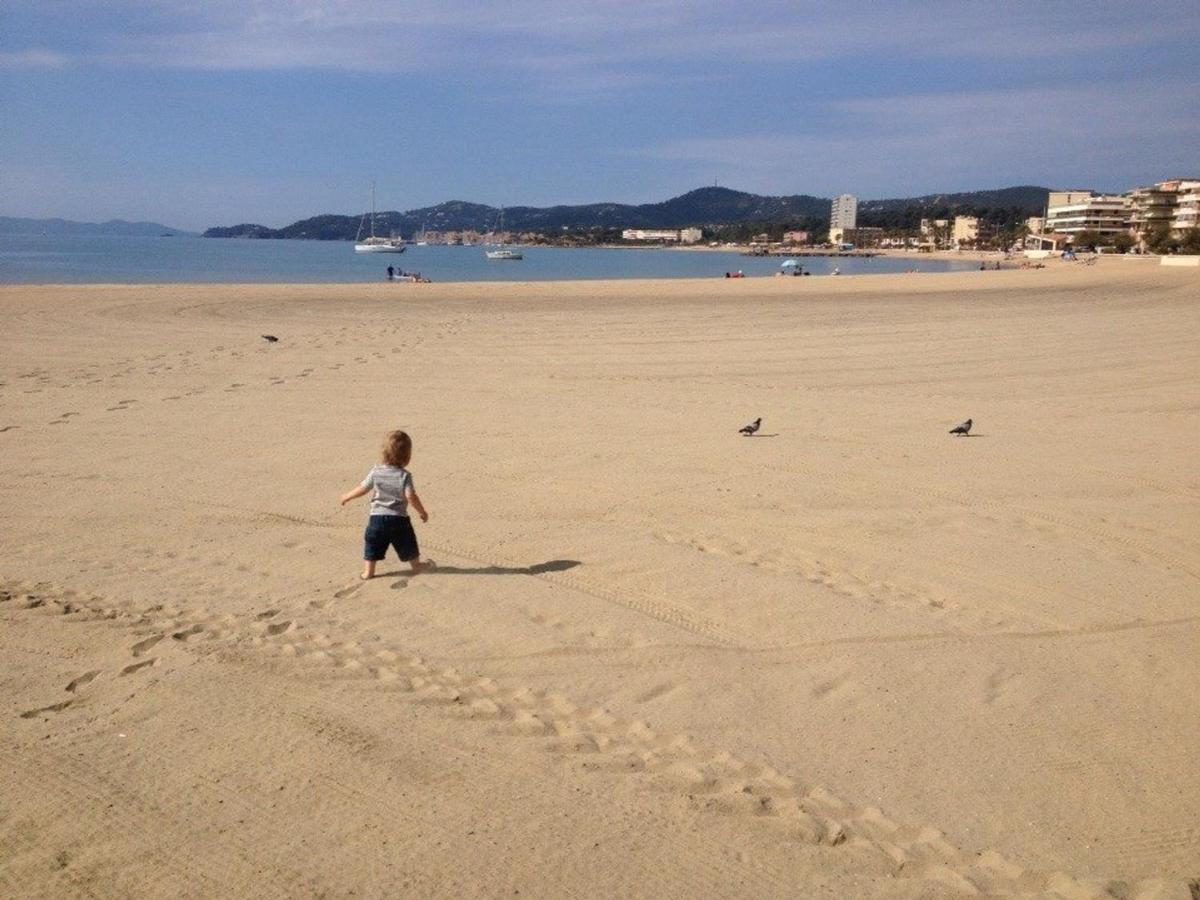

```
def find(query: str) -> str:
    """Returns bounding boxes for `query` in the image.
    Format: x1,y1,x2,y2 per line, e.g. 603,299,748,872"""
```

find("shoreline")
1,251,1159,290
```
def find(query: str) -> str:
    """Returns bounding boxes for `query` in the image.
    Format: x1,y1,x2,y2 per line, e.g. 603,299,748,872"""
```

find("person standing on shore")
339,430,430,580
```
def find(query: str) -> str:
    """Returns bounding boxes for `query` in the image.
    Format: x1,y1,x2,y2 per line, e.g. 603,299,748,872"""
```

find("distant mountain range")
0,216,196,237
203,186,1051,240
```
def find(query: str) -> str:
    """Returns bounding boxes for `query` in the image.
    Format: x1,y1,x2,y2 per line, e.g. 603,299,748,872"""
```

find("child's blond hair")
382,430,412,468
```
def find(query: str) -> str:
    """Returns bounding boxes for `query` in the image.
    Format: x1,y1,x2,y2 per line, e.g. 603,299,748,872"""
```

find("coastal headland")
2,263,1198,897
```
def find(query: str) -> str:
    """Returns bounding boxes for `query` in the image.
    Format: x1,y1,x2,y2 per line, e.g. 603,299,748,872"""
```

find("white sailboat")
485,207,523,260
355,181,406,254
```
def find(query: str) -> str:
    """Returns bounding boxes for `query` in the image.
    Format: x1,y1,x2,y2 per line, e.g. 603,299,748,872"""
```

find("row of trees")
1068,226,1200,254
502,219,1200,254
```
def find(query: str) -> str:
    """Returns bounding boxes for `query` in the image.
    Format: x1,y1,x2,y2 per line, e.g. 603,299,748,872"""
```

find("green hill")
203,186,1050,240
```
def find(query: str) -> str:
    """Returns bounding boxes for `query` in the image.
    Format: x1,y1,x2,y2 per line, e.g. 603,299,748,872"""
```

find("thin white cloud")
0,49,70,68
8,0,1197,75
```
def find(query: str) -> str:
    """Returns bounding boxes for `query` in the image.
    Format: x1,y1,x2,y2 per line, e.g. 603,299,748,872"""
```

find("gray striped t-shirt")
361,464,414,516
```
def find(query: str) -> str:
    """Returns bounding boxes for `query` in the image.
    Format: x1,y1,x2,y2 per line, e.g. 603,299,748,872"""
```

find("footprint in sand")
333,583,362,600
171,624,204,641
131,634,164,656
120,658,158,676
20,700,74,718
66,671,100,693
255,608,280,620
265,620,294,636
390,579,408,590
636,682,679,704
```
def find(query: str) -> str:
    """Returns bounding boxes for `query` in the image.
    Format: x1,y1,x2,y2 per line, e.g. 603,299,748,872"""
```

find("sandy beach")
2,264,1198,898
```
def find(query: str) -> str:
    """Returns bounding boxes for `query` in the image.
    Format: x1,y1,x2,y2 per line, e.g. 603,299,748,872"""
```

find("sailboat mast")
370,180,377,240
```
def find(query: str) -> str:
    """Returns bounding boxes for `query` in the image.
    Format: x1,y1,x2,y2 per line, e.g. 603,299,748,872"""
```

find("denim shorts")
363,515,419,562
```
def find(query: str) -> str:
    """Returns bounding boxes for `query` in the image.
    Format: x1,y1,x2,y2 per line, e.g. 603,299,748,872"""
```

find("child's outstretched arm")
407,488,429,522
340,484,369,506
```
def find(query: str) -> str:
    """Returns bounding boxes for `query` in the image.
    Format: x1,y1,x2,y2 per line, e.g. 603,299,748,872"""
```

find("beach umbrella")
781,259,798,268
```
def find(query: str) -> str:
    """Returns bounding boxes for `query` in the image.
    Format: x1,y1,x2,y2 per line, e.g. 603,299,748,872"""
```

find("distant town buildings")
604,177,1200,256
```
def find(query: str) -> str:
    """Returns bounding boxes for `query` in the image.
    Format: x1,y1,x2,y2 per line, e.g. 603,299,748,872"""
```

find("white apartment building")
621,228,702,243
1044,191,1129,236
952,216,979,247
829,194,857,236
1170,181,1200,233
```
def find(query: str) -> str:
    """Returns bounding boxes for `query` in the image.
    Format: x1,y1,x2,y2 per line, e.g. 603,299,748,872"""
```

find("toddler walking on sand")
339,430,429,580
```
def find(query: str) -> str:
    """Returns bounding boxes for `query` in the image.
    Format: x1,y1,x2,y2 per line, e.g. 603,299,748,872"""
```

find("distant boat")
355,180,406,254
485,207,523,260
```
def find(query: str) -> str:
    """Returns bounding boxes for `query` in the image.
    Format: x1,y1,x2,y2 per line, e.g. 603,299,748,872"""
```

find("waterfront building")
782,230,810,244
828,194,857,242
953,217,979,247
622,229,679,242
620,227,702,243
1044,192,1129,238
1025,216,1045,235
1172,181,1200,233
1125,182,1178,241
919,219,951,248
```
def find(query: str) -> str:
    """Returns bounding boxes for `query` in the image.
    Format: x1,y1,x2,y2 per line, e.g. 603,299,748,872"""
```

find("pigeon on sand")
739,417,762,436
949,418,972,435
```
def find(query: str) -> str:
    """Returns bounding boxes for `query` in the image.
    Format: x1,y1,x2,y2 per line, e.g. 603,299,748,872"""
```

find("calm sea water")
0,234,980,283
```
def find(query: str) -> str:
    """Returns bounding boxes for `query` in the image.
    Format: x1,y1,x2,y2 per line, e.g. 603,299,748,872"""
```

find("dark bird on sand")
949,418,973,435
261,335,279,343
739,417,762,436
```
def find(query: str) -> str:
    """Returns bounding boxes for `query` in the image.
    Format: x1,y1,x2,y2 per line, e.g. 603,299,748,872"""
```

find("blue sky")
3,1,1198,231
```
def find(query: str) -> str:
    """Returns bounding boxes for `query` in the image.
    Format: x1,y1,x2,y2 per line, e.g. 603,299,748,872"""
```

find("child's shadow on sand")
379,559,581,579
433,559,582,576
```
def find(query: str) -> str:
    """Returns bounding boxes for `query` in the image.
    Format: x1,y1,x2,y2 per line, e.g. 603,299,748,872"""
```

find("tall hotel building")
829,194,858,242
831,194,858,229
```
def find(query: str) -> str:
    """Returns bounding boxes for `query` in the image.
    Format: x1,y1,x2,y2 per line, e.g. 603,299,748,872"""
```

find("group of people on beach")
386,266,429,283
